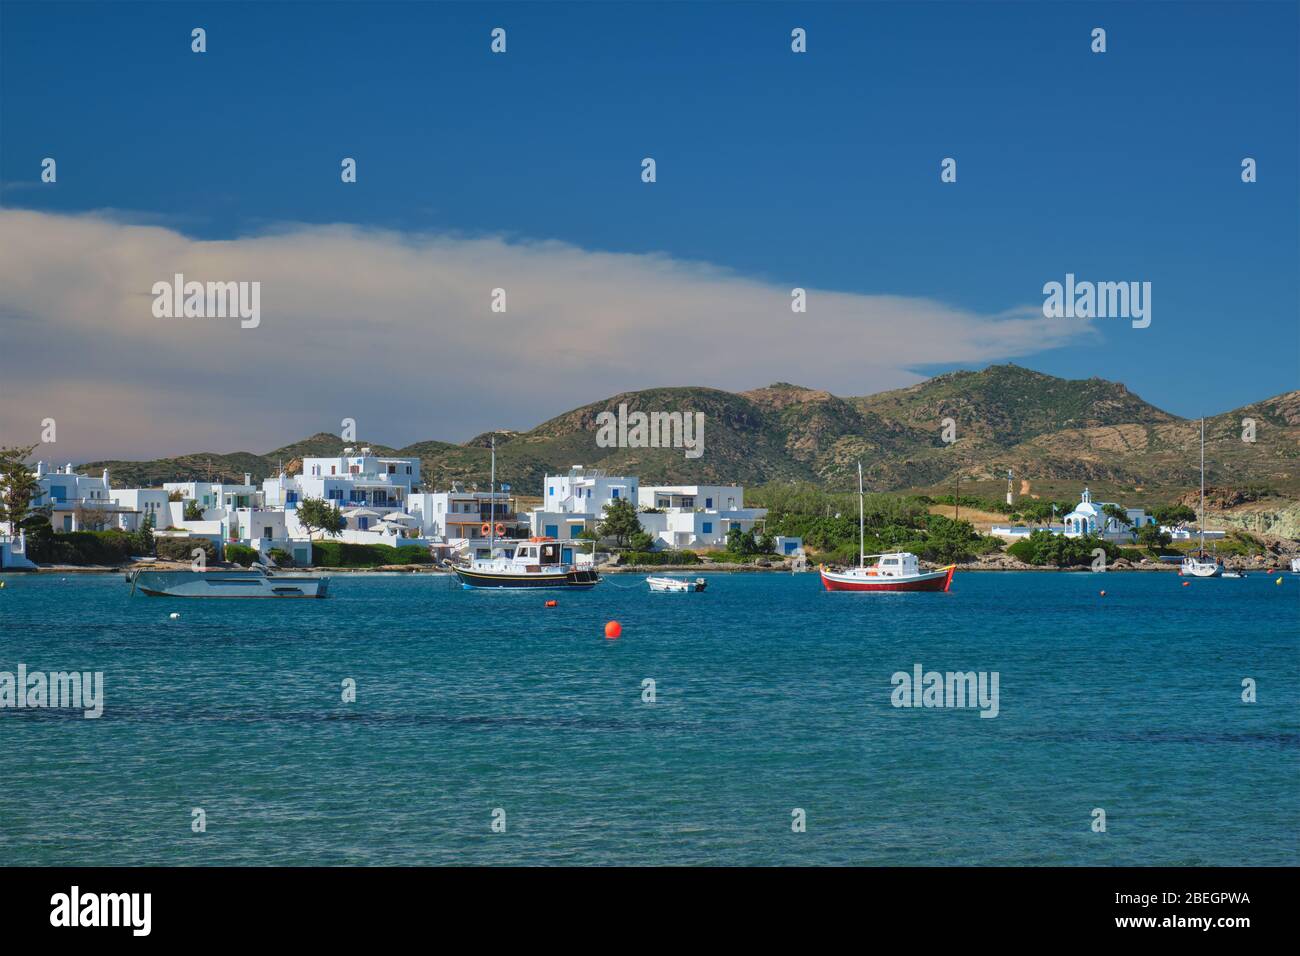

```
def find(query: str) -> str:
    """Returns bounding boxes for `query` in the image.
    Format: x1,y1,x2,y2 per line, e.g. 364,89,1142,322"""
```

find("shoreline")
8,560,1293,575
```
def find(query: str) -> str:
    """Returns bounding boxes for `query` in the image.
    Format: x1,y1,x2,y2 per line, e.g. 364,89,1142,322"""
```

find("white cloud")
0,210,1090,461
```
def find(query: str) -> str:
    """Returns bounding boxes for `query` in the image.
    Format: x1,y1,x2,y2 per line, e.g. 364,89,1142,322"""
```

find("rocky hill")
78,365,1300,505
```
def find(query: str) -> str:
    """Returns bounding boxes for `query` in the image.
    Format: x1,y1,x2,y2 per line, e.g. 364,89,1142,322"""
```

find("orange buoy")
1182,581,1190,587
1099,590,1106,597
544,599,557,607
604,620,622,640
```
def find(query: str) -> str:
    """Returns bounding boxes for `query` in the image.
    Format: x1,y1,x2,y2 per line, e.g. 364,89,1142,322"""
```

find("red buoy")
544,600,557,608
604,620,622,640
1182,581,1190,587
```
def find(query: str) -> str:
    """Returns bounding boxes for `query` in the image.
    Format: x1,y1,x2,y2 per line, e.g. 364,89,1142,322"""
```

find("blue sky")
1,2,1296,456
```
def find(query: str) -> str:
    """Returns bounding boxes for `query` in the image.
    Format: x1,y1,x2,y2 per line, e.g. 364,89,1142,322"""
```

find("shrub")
225,543,260,567
26,529,138,565
268,547,294,567
312,541,432,567
155,536,217,564
1007,530,1116,567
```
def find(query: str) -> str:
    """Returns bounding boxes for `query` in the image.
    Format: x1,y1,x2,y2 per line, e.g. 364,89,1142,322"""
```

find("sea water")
0,570,1295,865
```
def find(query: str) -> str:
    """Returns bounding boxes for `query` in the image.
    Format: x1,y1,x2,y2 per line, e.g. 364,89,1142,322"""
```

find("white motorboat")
1220,570,1245,579
1180,418,1224,579
646,575,707,592
1291,557,1300,574
128,564,329,598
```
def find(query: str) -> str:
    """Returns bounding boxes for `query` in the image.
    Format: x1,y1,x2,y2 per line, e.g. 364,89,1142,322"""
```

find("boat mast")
1199,417,1205,555
489,435,496,556
858,461,865,568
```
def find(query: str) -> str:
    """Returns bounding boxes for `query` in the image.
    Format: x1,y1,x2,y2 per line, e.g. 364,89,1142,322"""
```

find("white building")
528,467,637,541
636,484,767,550
264,447,418,514
107,488,174,530
29,462,134,532
992,488,1157,541
163,477,261,515
1061,488,1154,540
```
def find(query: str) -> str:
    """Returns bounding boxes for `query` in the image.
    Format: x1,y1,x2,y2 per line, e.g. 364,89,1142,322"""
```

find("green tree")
1019,501,1053,526
627,530,656,552
296,497,345,540
597,498,643,548
725,527,759,555
0,444,40,539
183,500,205,521
133,511,156,555
1101,504,1132,531
1153,504,1197,527
1137,524,1172,550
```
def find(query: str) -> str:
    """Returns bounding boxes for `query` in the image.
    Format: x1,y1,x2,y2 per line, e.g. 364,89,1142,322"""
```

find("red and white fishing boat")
818,462,955,593
820,553,955,592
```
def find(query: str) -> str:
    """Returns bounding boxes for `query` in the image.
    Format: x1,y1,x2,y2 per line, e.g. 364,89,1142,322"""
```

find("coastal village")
1,445,1273,573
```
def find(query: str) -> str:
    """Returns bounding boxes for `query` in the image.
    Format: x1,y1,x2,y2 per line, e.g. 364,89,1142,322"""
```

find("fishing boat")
1180,418,1224,578
819,462,955,592
444,539,600,589
444,437,601,590
646,575,707,592
128,565,329,598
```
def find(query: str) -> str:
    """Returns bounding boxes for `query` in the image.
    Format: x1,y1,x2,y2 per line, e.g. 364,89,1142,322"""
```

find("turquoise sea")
0,569,1296,866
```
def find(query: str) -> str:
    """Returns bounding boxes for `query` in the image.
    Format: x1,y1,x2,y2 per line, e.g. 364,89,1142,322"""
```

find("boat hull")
131,570,329,598
449,565,600,590
819,565,955,592
647,576,706,592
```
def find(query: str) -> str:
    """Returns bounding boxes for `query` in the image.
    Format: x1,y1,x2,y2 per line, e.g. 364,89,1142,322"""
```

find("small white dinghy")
646,576,707,593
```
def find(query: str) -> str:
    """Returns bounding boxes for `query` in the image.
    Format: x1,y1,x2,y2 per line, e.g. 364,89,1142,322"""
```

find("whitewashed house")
163,477,260,515
107,488,174,530
527,467,638,541
636,484,767,550
29,462,132,532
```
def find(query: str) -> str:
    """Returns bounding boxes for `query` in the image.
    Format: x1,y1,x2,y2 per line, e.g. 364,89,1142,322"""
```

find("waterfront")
0,571,1296,865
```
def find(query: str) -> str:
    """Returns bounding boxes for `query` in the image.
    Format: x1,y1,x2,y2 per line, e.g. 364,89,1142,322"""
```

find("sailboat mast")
1199,417,1205,553
490,435,496,554
858,461,865,568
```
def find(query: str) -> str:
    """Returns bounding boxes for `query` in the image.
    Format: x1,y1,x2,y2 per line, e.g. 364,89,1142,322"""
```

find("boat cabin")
873,553,920,577
509,540,564,569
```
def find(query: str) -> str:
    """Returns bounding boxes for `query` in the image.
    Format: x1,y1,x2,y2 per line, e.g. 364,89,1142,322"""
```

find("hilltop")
77,365,1300,511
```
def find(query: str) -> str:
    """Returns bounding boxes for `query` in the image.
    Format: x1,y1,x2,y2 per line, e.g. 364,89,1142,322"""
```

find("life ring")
495,523,506,537
480,523,491,537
